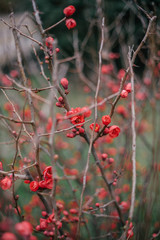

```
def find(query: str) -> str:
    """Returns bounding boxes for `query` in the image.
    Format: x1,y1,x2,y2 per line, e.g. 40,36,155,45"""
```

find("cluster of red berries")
27,166,53,192
66,106,91,138
89,115,120,138
36,204,79,239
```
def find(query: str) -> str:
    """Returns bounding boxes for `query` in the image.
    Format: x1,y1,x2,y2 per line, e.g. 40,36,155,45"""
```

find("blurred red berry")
15,221,32,236
0,176,12,190
121,90,128,98
1,232,17,240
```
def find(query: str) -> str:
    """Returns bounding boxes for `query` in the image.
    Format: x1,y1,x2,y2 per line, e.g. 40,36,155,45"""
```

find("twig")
44,17,66,32
128,47,136,221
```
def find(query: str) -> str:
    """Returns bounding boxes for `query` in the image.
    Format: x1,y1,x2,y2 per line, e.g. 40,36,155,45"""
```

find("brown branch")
44,17,66,32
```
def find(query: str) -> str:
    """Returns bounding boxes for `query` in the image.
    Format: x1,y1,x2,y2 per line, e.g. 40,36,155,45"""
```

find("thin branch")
128,47,136,221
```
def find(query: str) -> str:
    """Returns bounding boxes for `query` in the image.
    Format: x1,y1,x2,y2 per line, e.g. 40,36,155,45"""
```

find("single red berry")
70,208,78,214
61,78,68,90
102,115,111,126
121,90,128,98
95,203,100,207
58,97,64,104
65,18,76,30
36,225,41,231
101,153,108,160
112,181,117,186
108,158,114,164
63,5,76,17
56,48,60,53
30,181,39,192
56,102,63,108
42,211,48,217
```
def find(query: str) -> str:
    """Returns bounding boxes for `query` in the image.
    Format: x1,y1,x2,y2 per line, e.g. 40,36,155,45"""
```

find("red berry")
65,18,76,30
108,158,114,164
101,153,108,160
121,90,128,98
95,203,100,207
1,233,17,240
63,5,76,17
60,78,68,90
56,102,63,108
56,48,60,53
102,115,111,125
127,229,134,238
29,181,39,192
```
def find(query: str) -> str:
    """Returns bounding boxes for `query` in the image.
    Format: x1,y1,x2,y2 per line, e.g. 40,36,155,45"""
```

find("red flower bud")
56,102,63,108
89,123,100,132
56,48,60,53
60,78,68,90
0,176,12,190
45,37,54,49
65,18,76,30
63,5,76,17
102,115,111,126
30,181,39,192
120,90,128,98
43,166,52,180
109,125,120,138
101,153,108,160
95,203,100,207
58,96,64,104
